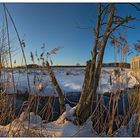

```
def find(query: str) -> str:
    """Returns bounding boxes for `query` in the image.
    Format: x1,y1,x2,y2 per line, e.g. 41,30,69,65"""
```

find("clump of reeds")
128,87,140,136
0,91,12,125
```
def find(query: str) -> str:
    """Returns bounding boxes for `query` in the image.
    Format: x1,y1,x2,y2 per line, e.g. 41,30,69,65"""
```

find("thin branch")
114,15,124,20
129,3,140,11
112,21,135,29
101,6,109,24
101,22,107,26
98,35,104,38
120,24,135,29
101,4,109,15
109,16,136,35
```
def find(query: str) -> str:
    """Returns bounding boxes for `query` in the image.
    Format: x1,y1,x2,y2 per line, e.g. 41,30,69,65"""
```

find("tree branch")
101,22,107,26
101,4,109,15
109,16,135,35
101,6,109,24
120,24,135,29
129,3,140,11
112,21,135,29
98,35,104,38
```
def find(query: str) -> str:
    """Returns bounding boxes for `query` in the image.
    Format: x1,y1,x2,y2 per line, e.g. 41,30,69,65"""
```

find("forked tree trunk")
75,4,115,124
75,4,135,125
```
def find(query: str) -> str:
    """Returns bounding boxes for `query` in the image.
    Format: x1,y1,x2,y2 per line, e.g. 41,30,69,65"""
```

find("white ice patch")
0,67,139,96
64,83,82,91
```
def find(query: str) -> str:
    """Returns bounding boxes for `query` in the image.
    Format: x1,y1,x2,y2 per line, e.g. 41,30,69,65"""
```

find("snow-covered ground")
0,104,97,137
0,104,139,137
0,67,139,96
0,67,139,137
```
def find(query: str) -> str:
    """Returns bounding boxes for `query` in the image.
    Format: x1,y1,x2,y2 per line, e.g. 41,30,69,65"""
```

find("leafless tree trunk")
75,3,135,124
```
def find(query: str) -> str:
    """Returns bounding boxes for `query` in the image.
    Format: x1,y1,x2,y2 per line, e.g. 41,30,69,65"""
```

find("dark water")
15,93,82,121
98,93,129,115
2,92,129,126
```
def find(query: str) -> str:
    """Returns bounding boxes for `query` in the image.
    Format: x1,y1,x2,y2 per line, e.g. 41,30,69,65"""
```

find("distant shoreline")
4,62,130,69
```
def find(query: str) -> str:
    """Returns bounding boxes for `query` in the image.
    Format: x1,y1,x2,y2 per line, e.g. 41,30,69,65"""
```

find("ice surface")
0,67,138,96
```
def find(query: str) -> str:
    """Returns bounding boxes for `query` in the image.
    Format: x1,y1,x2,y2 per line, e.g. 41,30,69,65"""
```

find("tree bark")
75,60,92,123
75,4,115,124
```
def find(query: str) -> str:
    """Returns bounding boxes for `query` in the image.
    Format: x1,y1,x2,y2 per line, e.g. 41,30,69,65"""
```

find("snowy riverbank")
0,67,139,96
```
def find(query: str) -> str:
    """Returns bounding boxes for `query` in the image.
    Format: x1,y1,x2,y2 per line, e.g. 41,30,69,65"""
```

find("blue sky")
0,3,140,66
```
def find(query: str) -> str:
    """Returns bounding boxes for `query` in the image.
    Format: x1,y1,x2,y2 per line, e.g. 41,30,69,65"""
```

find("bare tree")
75,3,137,124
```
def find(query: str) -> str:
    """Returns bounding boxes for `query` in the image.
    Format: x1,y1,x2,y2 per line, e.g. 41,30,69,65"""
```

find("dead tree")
75,4,136,124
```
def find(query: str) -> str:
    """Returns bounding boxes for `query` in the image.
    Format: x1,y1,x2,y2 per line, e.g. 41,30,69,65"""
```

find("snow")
0,67,139,137
19,112,42,127
56,104,76,124
0,104,139,137
0,105,96,137
0,67,138,96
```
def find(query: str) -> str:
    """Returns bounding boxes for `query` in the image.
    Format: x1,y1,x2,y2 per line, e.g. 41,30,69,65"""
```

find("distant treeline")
102,63,130,68
14,62,130,69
